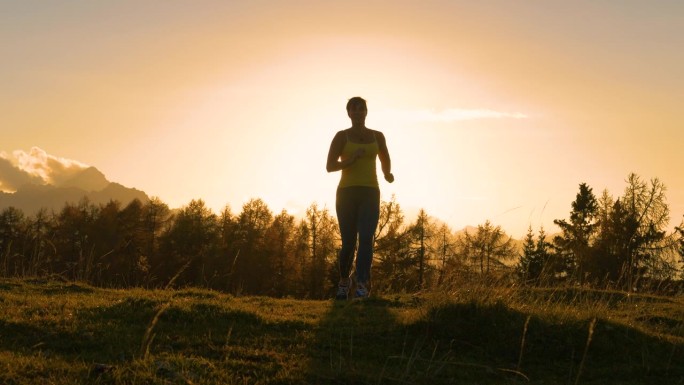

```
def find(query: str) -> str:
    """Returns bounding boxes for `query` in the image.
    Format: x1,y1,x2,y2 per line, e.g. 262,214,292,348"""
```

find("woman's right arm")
326,131,360,172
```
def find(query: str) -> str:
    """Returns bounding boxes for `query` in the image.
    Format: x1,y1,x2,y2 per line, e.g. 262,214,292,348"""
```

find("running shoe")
354,282,370,299
335,284,349,300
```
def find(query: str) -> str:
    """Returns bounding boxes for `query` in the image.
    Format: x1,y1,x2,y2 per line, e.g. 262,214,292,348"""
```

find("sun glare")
142,33,527,227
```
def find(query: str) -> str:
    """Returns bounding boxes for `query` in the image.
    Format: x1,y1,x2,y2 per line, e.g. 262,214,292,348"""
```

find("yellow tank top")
339,131,379,188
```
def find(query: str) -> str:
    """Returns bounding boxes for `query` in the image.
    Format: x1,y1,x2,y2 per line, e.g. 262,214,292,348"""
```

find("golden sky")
2,1,683,236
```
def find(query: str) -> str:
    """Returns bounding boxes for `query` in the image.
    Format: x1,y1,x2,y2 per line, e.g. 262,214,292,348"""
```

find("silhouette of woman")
326,97,394,299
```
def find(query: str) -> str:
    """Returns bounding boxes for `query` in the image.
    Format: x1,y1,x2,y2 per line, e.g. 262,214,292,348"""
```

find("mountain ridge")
0,167,149,215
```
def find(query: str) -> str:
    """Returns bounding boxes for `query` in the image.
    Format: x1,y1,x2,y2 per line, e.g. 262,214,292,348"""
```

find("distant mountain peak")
60,166,109,192
0,166,149,215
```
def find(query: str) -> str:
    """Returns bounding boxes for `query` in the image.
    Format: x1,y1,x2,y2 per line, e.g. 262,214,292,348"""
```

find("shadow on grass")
518,286,681,308
86,293,311,383
0,297,161,361
306,296,684,385
305,297,403,383
305,297,530,384
422,300,684,384
0,294,317,382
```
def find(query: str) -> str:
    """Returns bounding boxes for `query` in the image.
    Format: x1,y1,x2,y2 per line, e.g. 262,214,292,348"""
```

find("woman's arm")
326,131,363,172
376,131,394,183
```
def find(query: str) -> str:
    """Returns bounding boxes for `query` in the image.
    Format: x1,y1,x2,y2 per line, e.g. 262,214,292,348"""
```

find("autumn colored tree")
434,223,458,286
305,203,337,298
89,200,122,285
291,219,313,297
116,199,148,286
263,210,299,296
393,209,439,291
158,199,220,288
141,197,171,277
618,174,671,289
459,220,516,278
567,175,676,289
232,198,273,294
52,198,98,281
373,196,412,293
0,206,27,277
23,208,54,277
677,221,684,278
215,205,240,292
459,220,517,277
2,174,680,296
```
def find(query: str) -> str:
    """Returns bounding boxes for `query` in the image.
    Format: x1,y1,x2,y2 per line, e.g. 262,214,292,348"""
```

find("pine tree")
518,226,553,286
517,226,538,284
535,226,554,285
553,183,598,284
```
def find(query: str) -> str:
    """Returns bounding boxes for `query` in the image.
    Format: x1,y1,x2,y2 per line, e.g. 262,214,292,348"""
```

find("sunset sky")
2,1,683,237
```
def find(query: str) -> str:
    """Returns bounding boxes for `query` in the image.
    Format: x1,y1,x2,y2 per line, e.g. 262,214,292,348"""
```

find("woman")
326,96,394,299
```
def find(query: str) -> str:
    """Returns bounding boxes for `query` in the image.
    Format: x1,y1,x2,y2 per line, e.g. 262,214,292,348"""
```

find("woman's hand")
339,148,365,169
384,172,394,183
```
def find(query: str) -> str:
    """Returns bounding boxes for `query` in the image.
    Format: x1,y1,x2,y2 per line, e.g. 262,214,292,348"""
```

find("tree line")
518,173,684,292
0,172,682,297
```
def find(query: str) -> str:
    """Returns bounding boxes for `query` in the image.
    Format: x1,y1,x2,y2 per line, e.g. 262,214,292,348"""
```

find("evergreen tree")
553,183,598,284
517,226,537,284
518,226,555,285
535,226,555,285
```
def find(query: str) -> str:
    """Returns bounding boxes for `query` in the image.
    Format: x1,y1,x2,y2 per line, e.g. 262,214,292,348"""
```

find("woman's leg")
355,187,380,286
336,187,358,283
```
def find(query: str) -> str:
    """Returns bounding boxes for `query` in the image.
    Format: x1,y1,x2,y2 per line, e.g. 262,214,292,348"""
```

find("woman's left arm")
377,131,394,183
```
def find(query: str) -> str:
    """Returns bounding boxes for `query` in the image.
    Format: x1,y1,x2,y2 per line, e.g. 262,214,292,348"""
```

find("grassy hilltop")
1,278,683,384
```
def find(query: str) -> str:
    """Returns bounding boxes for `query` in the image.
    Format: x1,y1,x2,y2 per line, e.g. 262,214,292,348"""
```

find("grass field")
1,278,683,384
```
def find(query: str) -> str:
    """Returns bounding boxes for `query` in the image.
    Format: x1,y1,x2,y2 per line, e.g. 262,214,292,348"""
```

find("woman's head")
346,97,367,113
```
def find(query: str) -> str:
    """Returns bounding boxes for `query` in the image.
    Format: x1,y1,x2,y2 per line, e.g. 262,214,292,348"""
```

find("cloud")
374,108,528,124
0,147,88,191
421,108,528,122
0,155,43,191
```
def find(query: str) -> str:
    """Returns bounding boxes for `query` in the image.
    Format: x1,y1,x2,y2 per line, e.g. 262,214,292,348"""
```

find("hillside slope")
0,279,682,384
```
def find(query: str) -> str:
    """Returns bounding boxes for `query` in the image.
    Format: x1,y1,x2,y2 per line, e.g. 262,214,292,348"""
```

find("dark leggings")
336,186,380,285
